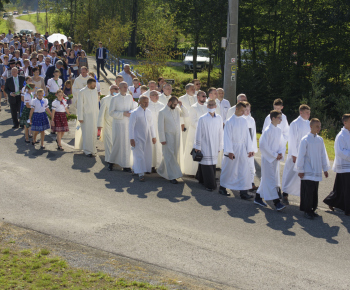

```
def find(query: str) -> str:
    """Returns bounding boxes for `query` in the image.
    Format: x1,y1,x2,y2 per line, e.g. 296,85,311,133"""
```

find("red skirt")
52,112,69,132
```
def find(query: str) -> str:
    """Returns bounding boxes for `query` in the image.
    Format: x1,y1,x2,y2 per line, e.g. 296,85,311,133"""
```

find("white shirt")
118,70,133,87
23,92,34,105
129,85,141,99
263,113,289,142
31,98,49,113
47,78,62,93
0,54,12,62
98,47,104,59
295,133,330,181
218,98,230,123
13,75,19,93
52,99,68,112
332,128,350,173
5,34,13,41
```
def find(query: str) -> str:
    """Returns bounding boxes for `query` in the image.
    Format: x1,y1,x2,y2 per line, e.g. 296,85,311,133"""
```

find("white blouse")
31,98,49,113
47,78,62,93
23,92,34,105
52,99,68,113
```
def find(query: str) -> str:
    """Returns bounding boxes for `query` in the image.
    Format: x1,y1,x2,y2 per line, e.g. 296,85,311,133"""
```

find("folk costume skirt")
52,112,69,132
19,106,31,127
31,112,50,132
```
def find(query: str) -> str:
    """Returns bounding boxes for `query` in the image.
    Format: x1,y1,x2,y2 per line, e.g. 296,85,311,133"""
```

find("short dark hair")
299,104,310,111
87,78,96,85
168,96,178,103
342,114,350,123
270,110,282,120
310,118,320,126
273,98,283,106
236,101,247,110
208,87,216,95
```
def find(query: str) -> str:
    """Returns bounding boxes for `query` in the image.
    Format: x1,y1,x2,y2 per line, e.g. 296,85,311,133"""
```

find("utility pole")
223,0,238,105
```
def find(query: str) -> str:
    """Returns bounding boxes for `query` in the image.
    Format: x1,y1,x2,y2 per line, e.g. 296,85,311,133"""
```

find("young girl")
51,90,70,151
20,76,32,119
46,69,63,108
63,80,72,106
19,83,35,143
29,89,52,149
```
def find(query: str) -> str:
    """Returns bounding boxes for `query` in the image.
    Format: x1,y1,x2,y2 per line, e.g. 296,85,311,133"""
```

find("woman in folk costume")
51,90,70,151
19,83,35,143
29,89,52,149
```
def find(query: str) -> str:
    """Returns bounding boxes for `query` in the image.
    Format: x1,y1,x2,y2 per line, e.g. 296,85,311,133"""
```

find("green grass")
256,133,335,160
0,19,8,32
0,246,167,289
17,13,55,34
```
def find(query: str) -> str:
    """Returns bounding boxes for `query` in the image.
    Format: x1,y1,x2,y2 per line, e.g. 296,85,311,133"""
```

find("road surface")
13,13,36,33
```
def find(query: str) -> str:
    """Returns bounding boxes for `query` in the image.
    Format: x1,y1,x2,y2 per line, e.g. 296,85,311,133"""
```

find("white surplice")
158,93,171,106
294,133,330,181
262,113,289,142
76,87,99,155
257,124,286,201
143,89,161,100
220,115,253,190
129,106,156,174
157,105,189,180
245,114,258,183
194,113,223,165
179,93,197,148
226,105,236,121
183,102,207,175
148,100,165,168
281,116,310,196
97,94,114,162
218,98,230,123
109,93,135,168
333,128,350,173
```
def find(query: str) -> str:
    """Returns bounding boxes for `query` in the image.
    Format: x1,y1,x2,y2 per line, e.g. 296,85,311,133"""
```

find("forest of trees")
5,0,350,134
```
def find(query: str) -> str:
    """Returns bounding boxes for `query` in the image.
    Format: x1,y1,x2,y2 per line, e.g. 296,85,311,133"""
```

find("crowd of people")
1,30,349,221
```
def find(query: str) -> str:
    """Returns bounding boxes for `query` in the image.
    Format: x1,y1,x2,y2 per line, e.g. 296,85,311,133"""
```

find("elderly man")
117,64,135,87
179,83,197,148
129,96,157,181
158,83,172,106
76,78,99,157
98,85,118,169
226,93,248,121
109,81,135,172
183,90,208,176
194,99,224,191
4,67,25,128
144,80,160,99
157,96,189,184
217,88,230,123
149,90,165,171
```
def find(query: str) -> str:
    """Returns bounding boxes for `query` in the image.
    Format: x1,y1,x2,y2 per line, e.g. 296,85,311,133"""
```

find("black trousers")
196,164,217,190
10,97,21,127
300,180,319,213
96,59,107,79
324,172,350,215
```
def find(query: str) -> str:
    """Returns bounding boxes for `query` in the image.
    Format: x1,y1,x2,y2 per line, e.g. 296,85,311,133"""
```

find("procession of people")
1,30,349,220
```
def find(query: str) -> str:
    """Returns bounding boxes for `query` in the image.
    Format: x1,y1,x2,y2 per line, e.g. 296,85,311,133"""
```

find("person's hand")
292,156,297,163
10,92,15,97
178,100,182,107
98,127,102,130
161,141,166,145
298,173,304,179
130,139,135,147
30,119,32,125
51,120,54,125
152,138,156,144
228,152,235,160
277,153,283,160
248,152,254,158
181,124,185,131
79,120,83,123
324,171,329,178
195,149,201,152
123,112,131,117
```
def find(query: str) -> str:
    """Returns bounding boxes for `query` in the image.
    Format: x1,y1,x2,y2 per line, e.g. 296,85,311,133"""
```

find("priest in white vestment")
97,85,118,168
244,103,259,190
148,90,165,170
73,67,90,150
179,83,197,148
157,96,189,184
129,96,157,181
217,88,230,123
194,99,223,191
158,83,172,106
76,78,99,156
219,101,255,199
226,93,247,121
109,82,135,172
183,91,208,176
143,80,160,99
255,110,287,211
281,104,311,202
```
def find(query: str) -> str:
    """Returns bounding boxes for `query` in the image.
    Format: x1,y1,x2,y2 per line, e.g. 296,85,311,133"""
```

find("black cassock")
300,180,319,213
323,172,350,215
196,164,217,190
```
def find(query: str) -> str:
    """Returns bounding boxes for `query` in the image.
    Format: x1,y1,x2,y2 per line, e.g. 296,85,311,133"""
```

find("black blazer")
44,66,64,85
4,76,25,104
95,47,107,60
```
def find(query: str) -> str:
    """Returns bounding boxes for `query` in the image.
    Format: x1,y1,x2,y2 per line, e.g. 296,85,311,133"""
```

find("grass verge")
0,246,167,289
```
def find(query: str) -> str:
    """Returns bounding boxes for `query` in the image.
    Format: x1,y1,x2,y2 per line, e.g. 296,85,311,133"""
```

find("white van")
183,47,210,72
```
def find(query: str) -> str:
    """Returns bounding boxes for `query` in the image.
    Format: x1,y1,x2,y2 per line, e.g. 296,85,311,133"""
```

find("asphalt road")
1,18,350,290
13,14,36,33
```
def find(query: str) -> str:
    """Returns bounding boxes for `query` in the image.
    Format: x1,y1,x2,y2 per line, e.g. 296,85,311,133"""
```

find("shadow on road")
72,153,97,173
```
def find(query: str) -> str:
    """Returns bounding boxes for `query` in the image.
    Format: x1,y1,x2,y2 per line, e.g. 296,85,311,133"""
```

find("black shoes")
240,192,254,200
108,163,113,171
304,212,314,220
170,179,178,184
12,125,19,129
123,168,132,173
219,187,230,196
151,167,157,173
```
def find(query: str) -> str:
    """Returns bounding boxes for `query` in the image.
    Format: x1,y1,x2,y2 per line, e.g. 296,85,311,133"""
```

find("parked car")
2,12,8,18
13,11,18,15
183,47,210,72
19,29,33,35
22,10,28,14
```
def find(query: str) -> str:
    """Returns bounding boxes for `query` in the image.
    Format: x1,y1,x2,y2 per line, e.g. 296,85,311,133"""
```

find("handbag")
190,148,203,162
